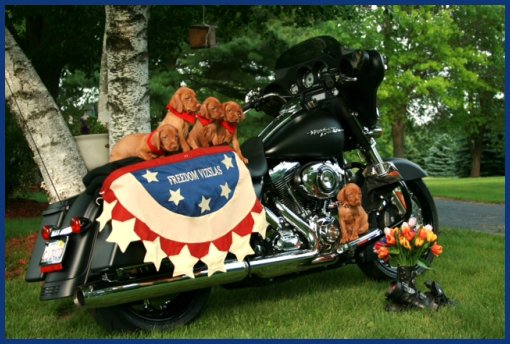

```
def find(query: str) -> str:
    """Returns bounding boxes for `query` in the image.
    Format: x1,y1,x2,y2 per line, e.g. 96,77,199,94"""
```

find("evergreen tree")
423,134,458,177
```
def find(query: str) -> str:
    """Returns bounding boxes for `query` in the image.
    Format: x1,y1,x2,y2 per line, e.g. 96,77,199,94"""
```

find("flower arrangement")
374,218,443,268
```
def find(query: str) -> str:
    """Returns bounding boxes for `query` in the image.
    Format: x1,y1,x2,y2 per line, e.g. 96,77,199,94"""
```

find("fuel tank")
259,105,345,160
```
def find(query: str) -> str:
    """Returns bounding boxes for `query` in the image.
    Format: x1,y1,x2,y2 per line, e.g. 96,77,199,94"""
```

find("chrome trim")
336,229,383,255
274,201,319,251
296,162,344,199
265,206,282,231
75,260,249,308
76,202,326,309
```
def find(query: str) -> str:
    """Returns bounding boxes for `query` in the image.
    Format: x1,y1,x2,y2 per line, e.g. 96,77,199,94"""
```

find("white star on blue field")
132,151,239,216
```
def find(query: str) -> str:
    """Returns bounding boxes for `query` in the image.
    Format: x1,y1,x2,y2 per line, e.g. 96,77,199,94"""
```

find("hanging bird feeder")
189,6,217,49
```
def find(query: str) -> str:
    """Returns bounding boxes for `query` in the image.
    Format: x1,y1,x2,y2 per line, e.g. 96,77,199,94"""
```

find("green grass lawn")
5,177,504,338
4,227,505,339
424,176,505,204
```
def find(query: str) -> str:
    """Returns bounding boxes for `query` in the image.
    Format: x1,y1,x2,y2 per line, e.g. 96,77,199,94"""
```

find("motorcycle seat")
82,157,144,195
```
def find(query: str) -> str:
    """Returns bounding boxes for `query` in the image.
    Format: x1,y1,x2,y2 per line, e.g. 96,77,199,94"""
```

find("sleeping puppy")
187,96,224,150
337,183,369,244
109,124,180,162
212,101,249,164
159,86,201,152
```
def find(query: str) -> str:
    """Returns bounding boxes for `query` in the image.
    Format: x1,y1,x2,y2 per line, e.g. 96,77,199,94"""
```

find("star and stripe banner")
96,146,267,278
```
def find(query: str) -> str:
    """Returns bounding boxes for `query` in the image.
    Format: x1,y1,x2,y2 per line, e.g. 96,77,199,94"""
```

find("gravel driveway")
434,197,505,235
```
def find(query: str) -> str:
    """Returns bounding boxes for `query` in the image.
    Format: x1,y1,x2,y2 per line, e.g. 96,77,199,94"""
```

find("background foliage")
4,5,505,196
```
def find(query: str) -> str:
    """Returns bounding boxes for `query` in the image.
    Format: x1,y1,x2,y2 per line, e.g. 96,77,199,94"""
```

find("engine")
266,161,346,252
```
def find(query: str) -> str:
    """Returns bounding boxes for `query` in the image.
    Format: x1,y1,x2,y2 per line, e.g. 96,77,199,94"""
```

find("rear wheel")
91,288,211,332
357,179,439,280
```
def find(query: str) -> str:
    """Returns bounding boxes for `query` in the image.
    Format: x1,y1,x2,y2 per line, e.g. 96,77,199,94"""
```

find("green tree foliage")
5,112,41,196
423,134,458,177
5,6,104,99
446,6,505,177
455,133,505,177
5,5,505,198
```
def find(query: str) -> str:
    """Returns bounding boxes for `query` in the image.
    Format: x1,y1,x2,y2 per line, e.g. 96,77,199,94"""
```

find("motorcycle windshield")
275,36,344,70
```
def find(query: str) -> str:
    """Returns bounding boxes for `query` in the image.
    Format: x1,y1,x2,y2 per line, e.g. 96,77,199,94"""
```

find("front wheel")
91,288,211,332
357,179,439,280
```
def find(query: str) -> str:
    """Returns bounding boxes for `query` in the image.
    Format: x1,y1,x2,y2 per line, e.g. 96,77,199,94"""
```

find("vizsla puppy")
109,124,180,162
337,183,369,244
159,86,201,152
187,96,224,150
212,101,249,164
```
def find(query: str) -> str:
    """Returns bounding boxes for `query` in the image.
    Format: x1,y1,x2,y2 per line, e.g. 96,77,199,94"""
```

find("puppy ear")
170,90,184,113
200,100,210,118
152,129,162,151
338,187,345,203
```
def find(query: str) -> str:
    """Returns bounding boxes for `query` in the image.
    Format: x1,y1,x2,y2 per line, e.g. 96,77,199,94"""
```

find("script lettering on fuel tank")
307,127,343,137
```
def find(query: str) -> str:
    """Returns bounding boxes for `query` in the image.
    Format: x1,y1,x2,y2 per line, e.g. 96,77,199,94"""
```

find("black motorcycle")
25,35,438,332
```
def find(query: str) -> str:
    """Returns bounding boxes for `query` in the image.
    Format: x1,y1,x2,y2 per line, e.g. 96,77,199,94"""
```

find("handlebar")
242,67,362,115
243,92,289,112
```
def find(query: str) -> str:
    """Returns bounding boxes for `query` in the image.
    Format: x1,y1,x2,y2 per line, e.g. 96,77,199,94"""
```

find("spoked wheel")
357,179,439,280
91,288,211,332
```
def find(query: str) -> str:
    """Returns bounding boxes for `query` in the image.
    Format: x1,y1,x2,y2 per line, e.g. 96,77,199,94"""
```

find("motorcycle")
25,35,438,332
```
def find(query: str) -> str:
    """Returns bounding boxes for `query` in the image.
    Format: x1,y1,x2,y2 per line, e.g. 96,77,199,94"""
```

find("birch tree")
5,27,87,202
104,5,151,149
5,5,151,202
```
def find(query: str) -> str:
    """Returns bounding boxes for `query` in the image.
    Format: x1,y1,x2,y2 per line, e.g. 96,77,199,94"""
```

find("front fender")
385,158,427,181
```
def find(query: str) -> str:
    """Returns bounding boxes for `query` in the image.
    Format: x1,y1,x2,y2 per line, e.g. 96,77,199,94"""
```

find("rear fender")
26,193,100,300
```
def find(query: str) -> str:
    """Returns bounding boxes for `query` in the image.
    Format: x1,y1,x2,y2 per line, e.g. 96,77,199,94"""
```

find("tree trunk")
391,116,406,158
5,28,87,203
105,5,151,150
469,130,484,178
97,28,109,127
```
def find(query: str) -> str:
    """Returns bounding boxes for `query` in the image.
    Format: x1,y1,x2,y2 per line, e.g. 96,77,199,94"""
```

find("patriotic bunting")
97,146,267,278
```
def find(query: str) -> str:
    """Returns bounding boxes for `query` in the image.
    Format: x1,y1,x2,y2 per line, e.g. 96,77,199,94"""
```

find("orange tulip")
402,226,415,242
386,233,396,246
377,246,389,260
418,228,428,240
431,243,443,257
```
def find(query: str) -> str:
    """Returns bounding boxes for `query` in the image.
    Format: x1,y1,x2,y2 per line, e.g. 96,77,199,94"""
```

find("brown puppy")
159,86,201,152
109,124,180,162
337,183,369,244
212,101,249,164
187,96,224,150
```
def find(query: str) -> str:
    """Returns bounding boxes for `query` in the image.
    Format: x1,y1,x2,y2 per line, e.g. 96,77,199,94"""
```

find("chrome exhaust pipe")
76,249,321,309
76,205,322,309
76,204,383,309
75,260,249,308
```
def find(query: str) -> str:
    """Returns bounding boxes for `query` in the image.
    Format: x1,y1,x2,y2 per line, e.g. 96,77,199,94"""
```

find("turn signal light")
70,217,82,234
41,225,52,240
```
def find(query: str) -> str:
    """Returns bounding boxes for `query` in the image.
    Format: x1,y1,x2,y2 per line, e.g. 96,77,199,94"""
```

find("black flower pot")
386,266,438,311
396,266,417,290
